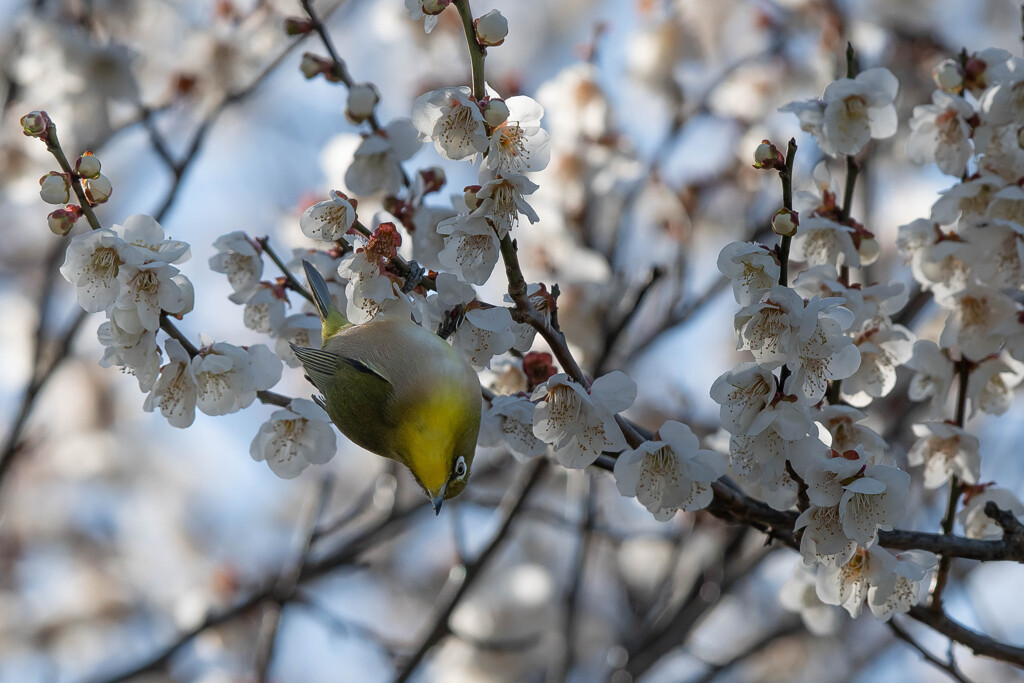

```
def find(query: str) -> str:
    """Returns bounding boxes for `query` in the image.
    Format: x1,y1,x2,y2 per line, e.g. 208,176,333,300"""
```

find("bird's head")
411,449,473,515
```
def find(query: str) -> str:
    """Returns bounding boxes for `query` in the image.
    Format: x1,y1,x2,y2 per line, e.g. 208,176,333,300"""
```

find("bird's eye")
454,456,467,479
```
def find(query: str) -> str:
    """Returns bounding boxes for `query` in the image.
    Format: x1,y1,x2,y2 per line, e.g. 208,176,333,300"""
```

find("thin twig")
888,618,971,683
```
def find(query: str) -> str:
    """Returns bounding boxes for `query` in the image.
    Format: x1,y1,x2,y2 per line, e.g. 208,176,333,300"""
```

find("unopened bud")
283,17,314,36
932,59,963,92
300,53,328,79
346,83,380,123
83,174,113,204
772,208,798,236
75,152,101,179
858,236,880,266
482,98,510,127
47,207,80,236
20,110,50,138
475,9,508,46
753,140,782,169
39,172,71,205
1017,127,1024,150
464,185,483,211
421,0,449,15
419,167,446,195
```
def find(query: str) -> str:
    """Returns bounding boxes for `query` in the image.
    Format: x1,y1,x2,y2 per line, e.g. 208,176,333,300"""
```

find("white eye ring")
454,456,467,479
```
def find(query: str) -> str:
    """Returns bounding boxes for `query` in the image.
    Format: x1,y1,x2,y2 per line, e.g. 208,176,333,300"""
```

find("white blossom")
479,394,547,460
209,231,263,294
841,321,914,407
906,90,976,177
191,341,282,416
437,214,501,285
484,96,551,176
275,313,323,368
867,549,936,621
815,405,887,463
905,340,954,417
791,216,860,269
112,214,190,265
709,363,776,436
958,486,1024,539
111,262,191,333
233,282,288,334
338,248,400,324
60,228,143,312
966,353,1024,417
473,171,540,237
716,242,780,306
780,564,842,635
300,191,357,242
250,399,337,478
532,372,635,469
143,339,199,428
98,319,160,392
412,86,488,161
938,284,1018,360
816,546,896,618
451,306,516,369
614,421,727,520
907,422,981,489
345,119,421,196
837,465,909,547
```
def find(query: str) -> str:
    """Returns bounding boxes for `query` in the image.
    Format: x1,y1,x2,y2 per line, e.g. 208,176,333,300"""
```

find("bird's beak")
431,483,447,516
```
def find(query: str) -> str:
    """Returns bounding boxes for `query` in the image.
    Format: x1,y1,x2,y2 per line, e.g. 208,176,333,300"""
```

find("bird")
290,260,482,514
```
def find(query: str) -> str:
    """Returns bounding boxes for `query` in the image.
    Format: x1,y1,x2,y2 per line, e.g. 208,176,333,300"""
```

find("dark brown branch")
909,605,1024,668
888,618,971,683
393,460,546,683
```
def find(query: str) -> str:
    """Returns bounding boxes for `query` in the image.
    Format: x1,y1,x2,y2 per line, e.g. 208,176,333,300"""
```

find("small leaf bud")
283,17,314,36
75,152,101,179
772,208,798,237
83,174,113,205
346,83,380,124
932,59,963,92
300,53,329,79
39,172,70,205
475,9,508,46
482,98,510,127
20,110,50,138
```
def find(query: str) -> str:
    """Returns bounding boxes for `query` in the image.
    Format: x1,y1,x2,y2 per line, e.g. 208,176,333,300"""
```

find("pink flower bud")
482,98,510,127
858,236,879,266
83,174,113,204
20,110,50,138
772,208,798,237
39,172,70,205
475,9,508,46
753,140,783,169
75,152,101,179
47,207,80,236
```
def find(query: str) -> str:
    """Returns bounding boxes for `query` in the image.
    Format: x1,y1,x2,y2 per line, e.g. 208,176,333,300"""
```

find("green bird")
290,261,482,514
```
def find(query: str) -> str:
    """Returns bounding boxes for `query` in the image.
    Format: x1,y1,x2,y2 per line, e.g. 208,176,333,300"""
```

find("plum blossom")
795,503,856,567
781,68,899,156
98,319,160,392
783,297,861,404
412,86,488,161
144,339,199,428
451,306,516,369
906,90,976,177
816,546,897,618
780,565,842,635
966,353,1024,417
841,321,914,407
905,340,954,417
473,171,540,237
275,313,323,368
233,282,288,334
907,423,980,488
938,284,1018,360
867,550,937,621
733,286,808,367
479,394,547,460
437,214,501,285
404,0,448,33
484,96,551,176
60,228,143,312
345,119,421,196
790,216,860,269
958,486,1024,539
209,231,263,294
716,242,780,306
250,399,337,479
112,214,190,265
532,372,635,469
299,190,357,242
614,420,727,520
111,262,191,334
837,464,909,547
191,341,282,416
815,405,887,462
709,363,776,436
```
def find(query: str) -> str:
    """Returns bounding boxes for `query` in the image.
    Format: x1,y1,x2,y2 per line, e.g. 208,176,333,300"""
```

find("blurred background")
2,0,1024,681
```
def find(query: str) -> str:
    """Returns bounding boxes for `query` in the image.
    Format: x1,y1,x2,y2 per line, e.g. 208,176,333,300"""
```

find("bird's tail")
302,260,349,341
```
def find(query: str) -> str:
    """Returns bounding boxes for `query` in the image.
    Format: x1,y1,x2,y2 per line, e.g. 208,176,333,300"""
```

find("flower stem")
43,124,103,232
257,236,315,305
930,357,972,610
777,138,797,287
453,0,487,100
